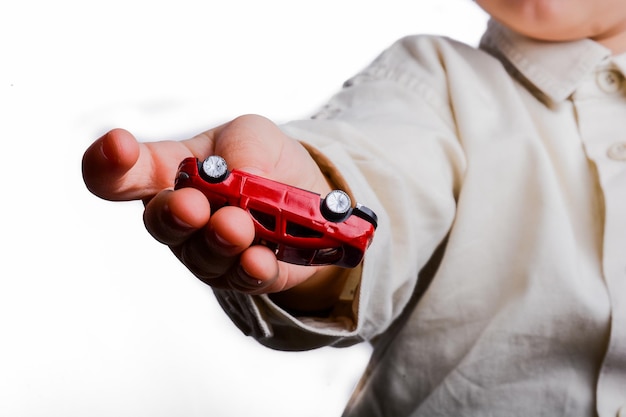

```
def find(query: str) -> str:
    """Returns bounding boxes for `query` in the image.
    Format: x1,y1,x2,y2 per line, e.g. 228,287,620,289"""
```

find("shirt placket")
572,64,626,417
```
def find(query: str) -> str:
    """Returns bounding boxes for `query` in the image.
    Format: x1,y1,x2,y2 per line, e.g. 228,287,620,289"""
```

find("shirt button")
596,70,623,93
607,142,626,161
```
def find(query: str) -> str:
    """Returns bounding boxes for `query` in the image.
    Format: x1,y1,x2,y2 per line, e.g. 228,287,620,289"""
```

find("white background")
0,1,488,416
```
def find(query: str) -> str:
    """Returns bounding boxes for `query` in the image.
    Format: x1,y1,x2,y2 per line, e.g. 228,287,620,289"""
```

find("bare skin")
82,114,347,311
475,0,626,53
83,2,626,312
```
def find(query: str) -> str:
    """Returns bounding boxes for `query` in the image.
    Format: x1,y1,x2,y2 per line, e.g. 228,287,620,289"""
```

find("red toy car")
174,156,377,268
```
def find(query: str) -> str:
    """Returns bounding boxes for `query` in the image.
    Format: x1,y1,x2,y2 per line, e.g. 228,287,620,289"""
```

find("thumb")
213,115,325,193
213,115,288,176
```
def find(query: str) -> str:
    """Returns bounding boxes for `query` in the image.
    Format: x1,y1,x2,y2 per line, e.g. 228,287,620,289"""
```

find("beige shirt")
214,20,626,417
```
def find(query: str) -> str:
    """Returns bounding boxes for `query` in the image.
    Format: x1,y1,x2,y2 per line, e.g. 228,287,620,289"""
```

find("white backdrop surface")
1,1,488,416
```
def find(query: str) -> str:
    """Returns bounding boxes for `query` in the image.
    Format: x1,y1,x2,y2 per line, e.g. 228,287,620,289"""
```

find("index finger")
82,127,222,202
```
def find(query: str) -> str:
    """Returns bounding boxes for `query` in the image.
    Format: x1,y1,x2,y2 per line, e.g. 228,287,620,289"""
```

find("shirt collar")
614,53,626,76
479,19,613,103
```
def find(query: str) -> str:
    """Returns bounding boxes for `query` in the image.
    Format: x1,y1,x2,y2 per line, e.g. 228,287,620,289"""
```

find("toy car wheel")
200,155,229,183
352,203,378,229
321,190,352,221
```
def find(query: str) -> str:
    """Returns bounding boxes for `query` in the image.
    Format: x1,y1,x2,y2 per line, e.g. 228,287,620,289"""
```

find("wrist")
268,266,351,315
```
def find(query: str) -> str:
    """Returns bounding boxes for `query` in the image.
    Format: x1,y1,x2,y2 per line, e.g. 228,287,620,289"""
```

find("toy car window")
286,221,323,238
312,247,343,265
249,208,276,231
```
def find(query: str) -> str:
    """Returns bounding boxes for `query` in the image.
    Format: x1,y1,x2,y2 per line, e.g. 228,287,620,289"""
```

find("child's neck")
593,26,626,54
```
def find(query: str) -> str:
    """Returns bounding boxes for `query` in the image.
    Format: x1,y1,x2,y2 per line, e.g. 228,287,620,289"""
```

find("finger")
143,187,211,246
212,115,323,191
82,128,141,200
226,246,280,293
213,115,285,175
82,127,225,202
178,231,236,288
177,206,255,283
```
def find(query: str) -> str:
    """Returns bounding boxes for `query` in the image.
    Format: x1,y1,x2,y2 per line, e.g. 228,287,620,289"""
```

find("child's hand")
82,115,346,309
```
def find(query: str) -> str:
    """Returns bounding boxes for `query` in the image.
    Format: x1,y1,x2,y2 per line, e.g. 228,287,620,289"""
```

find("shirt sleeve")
212,36,467,350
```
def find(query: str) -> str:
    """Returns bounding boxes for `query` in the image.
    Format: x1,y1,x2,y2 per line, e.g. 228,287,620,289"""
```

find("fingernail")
235,265,264,288
207,229,240,255
99,135,120,164
163,204,194,230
